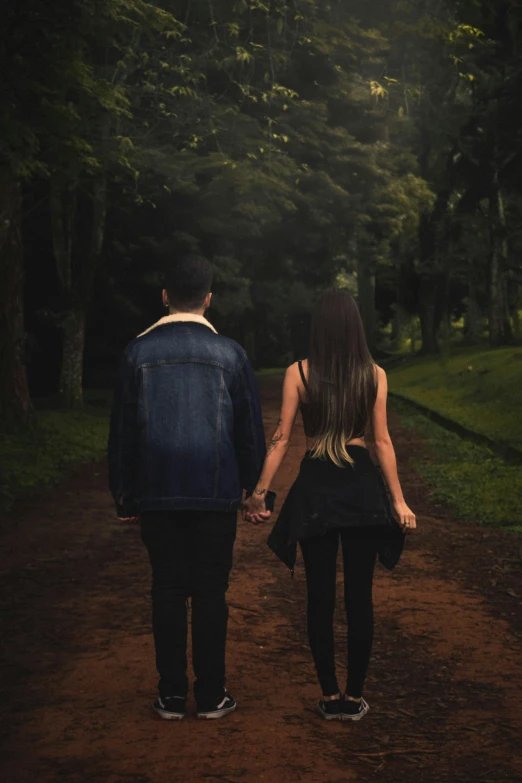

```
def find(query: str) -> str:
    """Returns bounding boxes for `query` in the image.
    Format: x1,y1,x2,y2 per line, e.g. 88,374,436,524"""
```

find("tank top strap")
297,360,308,389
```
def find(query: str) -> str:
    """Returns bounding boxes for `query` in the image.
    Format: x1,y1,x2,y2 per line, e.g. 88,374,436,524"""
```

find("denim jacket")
108,314,267,517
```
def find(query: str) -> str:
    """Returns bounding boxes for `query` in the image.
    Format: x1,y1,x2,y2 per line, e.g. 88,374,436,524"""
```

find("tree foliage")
2,0,522,419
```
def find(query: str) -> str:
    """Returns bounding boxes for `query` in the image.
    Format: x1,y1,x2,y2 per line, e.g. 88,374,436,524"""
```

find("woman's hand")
242,491,272,525
393,500,416,532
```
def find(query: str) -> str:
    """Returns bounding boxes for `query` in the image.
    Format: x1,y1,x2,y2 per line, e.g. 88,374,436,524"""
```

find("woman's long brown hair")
306,289,377,466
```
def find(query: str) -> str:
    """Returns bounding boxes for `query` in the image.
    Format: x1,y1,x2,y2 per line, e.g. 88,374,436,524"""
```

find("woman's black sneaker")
197,692,237,720
315,698,343,721
153,695,186,720
342,697,369,721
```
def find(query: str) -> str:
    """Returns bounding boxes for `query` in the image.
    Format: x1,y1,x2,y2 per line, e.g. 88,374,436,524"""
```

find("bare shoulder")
286,362,301,379
285,362,305,396
374,364,388,389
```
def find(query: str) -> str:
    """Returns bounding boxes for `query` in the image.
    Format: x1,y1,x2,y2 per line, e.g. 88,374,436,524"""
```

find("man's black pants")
141,510,237,708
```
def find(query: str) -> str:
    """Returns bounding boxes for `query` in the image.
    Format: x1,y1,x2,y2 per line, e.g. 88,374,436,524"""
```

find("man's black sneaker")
315,698,343,721
153,696,186,720
197,692,237,720
342,697,369,721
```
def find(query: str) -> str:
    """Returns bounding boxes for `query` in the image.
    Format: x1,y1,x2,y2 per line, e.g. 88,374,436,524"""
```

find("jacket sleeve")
108,348,140,517
231,356,267,495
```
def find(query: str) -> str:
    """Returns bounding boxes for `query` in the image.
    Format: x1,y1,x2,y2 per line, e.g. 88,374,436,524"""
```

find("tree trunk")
503,275,513,342
245,331,256,368
355,254,377,353
509,282,520,338
464,276,481,342
489,247,504,346
50,172,107,408
408,322,417,354
392,303,408,348
438,270,452,347
390,246,409,349
488,175,510,346
417,212,438,355
59,309,86,409
418,275,439,355
0,170,34,429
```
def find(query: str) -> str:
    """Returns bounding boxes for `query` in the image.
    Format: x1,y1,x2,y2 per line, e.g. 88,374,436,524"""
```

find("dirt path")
1,377,522,783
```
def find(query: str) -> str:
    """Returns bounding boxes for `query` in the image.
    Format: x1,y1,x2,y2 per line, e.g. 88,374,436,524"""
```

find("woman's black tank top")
297,360,365,440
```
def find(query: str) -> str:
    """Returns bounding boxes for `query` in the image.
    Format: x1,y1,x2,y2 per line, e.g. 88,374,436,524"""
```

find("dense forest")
1,0,522,427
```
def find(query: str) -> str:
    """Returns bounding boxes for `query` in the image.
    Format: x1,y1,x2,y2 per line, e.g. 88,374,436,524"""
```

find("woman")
243,289,416,722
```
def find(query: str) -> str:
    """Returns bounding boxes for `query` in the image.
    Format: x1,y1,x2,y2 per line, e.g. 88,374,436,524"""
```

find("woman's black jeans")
141,510,237,709
300,529,378,699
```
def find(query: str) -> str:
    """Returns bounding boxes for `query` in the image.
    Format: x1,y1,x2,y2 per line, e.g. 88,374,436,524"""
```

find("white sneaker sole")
342,698,370,722
197,702,237,720
315,703,343,721
153,705,185,721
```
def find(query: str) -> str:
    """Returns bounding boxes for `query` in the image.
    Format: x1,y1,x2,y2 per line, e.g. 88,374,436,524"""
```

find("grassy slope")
3,351,521,528
391,399,522,531
387,346,522,449
0,391,111,510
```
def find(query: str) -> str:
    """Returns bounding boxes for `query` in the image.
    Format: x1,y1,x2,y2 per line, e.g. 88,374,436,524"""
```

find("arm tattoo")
267,432,284,455
254,488,267,496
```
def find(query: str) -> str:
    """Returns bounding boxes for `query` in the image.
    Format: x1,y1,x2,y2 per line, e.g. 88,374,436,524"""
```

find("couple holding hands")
108,255,415,723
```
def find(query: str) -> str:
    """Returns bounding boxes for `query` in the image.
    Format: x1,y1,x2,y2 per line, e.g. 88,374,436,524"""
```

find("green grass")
387,346,522,450
0,394,111,510
392,399,522,531
3,351,521,530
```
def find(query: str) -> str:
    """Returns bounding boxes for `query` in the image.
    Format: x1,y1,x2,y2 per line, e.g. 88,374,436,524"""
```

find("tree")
0,1,64,427
380,0,522,351
45,2,184,407
13,0,522,394
0,172,32,426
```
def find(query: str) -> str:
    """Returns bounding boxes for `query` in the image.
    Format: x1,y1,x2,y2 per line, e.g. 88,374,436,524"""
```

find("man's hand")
242,491,271,525
116,494,140,524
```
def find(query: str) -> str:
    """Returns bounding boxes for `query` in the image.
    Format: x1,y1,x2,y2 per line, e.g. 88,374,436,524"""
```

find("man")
108,255,273,721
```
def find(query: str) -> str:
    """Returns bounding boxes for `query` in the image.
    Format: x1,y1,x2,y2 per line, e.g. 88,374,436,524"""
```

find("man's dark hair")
165,255,213,310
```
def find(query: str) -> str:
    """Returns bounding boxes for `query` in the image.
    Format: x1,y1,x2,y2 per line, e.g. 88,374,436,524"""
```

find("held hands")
116,495,141,524
242,489,272,525
393,499,416,532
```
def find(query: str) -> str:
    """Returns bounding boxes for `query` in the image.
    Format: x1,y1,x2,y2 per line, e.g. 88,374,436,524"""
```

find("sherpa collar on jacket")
138,313,218,338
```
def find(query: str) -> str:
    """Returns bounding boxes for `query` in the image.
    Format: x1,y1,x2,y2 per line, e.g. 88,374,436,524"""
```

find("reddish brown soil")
1,377,522,783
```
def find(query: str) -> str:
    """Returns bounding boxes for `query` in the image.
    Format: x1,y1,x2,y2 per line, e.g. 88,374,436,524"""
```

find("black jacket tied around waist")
267,447,405,574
